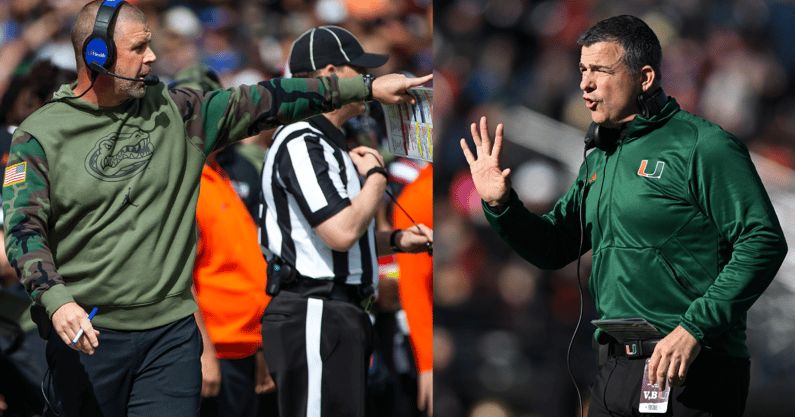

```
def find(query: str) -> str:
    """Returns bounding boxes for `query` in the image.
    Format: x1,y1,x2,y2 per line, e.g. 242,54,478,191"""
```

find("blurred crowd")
435,0,795,416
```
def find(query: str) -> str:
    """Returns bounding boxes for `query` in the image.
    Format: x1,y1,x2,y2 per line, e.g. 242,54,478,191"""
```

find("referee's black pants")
588,350,750,417
261,291,373,417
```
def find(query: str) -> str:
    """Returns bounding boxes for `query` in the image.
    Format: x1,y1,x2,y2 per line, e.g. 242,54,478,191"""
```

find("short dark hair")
577,15,662,80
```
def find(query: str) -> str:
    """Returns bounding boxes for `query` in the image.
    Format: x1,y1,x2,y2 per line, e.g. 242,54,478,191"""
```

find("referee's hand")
395,225,433,254
52,302,100,354
349,146,385,178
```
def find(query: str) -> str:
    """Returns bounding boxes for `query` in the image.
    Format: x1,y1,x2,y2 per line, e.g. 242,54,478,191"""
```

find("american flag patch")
3,162,26,187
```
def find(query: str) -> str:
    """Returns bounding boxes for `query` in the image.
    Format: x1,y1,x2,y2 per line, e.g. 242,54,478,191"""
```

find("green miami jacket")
485,98,787,358
2,75,369,331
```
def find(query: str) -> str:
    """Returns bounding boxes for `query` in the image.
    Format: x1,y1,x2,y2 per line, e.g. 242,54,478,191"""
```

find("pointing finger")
408,73,433,86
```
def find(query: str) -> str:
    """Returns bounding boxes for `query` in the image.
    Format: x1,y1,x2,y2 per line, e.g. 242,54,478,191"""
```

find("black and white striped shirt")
259,115,377,287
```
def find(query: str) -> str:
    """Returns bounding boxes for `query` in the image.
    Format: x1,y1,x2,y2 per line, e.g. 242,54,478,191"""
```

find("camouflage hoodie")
2,75,369,330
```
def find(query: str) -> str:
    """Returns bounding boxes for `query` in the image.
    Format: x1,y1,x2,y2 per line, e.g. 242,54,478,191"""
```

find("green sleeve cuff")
482,188,518,218
338,75,369,105
39,284,75,319
677,319,704,345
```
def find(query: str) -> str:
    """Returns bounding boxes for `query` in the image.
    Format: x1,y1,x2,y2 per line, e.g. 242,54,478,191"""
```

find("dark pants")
200,356,258,417
46,315,202,417
261,291,373,417
588,351,750,417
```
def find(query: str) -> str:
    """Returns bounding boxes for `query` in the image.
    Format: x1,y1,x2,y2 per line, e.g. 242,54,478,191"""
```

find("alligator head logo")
84,130,154,181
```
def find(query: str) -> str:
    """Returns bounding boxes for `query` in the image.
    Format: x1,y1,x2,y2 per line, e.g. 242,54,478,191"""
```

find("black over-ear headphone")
636,87,668,119
82,0,126,73
584,88,668,152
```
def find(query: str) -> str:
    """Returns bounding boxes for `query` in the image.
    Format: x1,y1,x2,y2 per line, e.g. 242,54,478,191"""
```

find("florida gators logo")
85,130,154,182
637,160,665,179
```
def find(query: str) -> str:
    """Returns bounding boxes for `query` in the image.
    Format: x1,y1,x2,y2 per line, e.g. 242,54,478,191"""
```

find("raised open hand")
460,116,512,206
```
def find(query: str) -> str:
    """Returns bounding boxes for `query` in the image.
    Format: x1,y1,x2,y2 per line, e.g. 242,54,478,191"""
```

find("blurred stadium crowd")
435,0,795,416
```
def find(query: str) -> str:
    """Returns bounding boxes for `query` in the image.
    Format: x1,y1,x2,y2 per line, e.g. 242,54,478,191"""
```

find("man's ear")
639,65,656,93
319,64,337,77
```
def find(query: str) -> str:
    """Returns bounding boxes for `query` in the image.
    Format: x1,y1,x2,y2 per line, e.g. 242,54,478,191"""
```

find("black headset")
82,0,126,74
584,88,668,152
46,0,158,105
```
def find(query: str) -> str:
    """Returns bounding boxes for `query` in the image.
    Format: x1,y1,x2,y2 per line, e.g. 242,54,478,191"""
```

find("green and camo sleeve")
2,133,69,308
171,75,368,156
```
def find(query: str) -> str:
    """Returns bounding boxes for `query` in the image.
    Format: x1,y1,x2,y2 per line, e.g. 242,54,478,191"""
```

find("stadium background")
434,0,795,416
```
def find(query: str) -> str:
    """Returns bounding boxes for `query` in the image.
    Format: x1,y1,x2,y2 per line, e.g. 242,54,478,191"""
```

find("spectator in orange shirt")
193,157,275,417
393,163,433,416
171,64,275,417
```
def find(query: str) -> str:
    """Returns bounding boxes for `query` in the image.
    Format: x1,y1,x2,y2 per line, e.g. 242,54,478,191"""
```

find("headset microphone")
89,62,159,86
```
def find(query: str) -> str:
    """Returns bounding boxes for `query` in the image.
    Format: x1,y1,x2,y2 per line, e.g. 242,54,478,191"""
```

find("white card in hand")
639,358,671,413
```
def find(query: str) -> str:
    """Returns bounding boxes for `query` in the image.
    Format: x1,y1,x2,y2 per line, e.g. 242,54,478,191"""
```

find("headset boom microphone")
89,62,159,86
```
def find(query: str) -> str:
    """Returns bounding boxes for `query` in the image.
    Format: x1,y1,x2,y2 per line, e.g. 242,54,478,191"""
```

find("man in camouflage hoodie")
1,1,430,416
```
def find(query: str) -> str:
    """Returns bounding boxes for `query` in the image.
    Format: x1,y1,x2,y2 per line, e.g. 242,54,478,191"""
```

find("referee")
258,26,433,417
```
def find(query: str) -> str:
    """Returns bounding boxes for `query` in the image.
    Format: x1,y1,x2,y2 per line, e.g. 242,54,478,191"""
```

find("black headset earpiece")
636,88,668,119
82,0,126,74
584,122,622,152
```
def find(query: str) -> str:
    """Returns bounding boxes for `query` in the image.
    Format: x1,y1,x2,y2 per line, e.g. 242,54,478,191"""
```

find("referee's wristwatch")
390,229,404,253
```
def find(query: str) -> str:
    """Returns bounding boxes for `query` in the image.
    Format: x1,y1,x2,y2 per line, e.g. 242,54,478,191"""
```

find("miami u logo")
637,160,665,179
626,343,637,355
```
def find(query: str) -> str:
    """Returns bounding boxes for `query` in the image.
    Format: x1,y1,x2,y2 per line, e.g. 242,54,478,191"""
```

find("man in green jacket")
1,1,430,416
462,15,787,416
